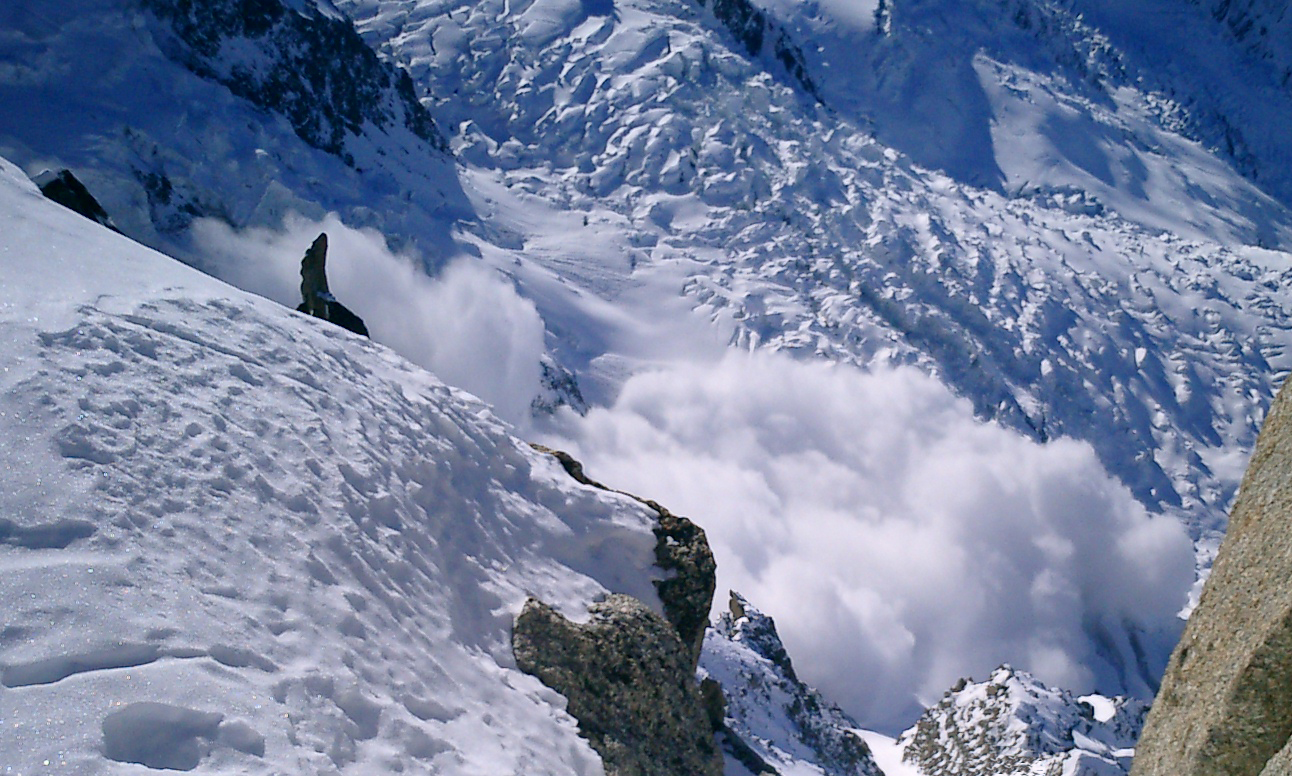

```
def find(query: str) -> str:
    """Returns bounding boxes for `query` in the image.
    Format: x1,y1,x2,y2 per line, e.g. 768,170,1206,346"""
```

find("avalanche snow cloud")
189,215,548,430
550,351,1195,731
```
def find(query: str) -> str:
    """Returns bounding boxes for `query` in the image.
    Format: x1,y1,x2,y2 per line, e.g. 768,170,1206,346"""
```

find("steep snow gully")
4,0,1292,772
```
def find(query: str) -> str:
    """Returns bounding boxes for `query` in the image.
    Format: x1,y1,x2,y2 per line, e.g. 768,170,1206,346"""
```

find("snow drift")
0,156,663,775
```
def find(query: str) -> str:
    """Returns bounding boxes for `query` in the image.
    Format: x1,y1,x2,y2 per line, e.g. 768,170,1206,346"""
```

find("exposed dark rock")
140,0,447,165
1133,378,1292,776
34,170,118,232
529,444,716,670
295,233,369,337
704,592,883,776
694,0,819,101
532,357,590,417
520,447,722,775
512,596,724,776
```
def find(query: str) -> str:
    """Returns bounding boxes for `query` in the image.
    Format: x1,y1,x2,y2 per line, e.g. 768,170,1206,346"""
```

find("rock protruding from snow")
531,445,717,670
517,446,721,774
695,0,818,100
701,592,883,776
295,232,369,337
1132,377,1292,776
34,169,118,232
900,666,1144,776
513,595,724,776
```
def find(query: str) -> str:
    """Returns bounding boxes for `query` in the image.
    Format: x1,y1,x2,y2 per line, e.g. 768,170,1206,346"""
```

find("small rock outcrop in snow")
35,169,117,231
531,445,717,671
295,232,369,337
1133,377,1292,775
519,446,721,775
701,592,884,776
900,665,1144,776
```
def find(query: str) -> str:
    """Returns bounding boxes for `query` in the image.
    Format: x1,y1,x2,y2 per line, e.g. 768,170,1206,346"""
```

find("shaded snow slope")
0,156,666,775
0,0,466,252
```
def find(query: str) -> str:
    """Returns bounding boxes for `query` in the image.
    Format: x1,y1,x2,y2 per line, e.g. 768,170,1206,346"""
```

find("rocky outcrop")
529,445,716,671
35,170,118,232
140,0,446,166
1132,379,1292,776
694,0,819,101
531,357,589,417
517,447,722,776
702,592,884,776
295,233,369,337
513,596,723,776
901,666,1145,776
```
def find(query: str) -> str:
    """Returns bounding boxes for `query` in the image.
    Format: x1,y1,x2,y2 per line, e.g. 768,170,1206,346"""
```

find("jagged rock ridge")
141,0,446,164
901,665,1145,776
701,592,884,776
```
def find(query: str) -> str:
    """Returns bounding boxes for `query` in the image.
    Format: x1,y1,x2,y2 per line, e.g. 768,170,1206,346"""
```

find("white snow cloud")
189,214,546,430
544,350,1194,732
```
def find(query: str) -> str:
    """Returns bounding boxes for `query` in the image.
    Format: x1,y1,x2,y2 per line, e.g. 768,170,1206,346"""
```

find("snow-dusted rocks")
701,592,884,776
0,156,672,774
900,666,1145,776
141,0,446,162
515,446,722,775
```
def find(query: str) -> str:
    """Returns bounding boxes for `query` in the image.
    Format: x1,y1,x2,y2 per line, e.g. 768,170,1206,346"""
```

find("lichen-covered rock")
518,448,721,775
512,596,723,776
1133,379,1292,776
529,445,716,670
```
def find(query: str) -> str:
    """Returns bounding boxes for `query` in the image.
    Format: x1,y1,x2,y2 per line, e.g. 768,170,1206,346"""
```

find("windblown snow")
0,157,663,775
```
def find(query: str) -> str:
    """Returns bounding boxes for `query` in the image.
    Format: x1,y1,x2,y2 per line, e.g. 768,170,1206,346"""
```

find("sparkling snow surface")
0,157,668,775
6,0,1292,754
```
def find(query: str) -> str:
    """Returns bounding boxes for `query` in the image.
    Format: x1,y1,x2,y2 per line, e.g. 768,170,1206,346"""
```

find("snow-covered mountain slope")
0,156,674,775
5,0,1290,539
5,0,1292,744
0,0,466,250
327,0,1292,539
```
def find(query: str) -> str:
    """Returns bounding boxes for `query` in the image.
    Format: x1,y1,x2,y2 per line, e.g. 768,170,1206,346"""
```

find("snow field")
0,157,664,775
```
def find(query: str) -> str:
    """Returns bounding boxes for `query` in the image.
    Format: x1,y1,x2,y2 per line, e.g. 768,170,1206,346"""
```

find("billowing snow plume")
548,350,1194,731
189,215,547,429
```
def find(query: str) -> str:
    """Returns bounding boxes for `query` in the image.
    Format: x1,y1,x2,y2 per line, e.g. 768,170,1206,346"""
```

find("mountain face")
142,0,446,162
4,0,1292,769
702,592,885,776
900,666,1146,776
